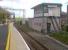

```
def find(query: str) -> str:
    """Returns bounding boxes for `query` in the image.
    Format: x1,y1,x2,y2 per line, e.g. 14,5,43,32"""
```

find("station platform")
10,23,30,50
0,23,30,50
0,24,8,50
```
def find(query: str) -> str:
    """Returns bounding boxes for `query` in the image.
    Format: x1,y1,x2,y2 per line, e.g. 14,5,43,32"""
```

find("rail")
15,24,49,50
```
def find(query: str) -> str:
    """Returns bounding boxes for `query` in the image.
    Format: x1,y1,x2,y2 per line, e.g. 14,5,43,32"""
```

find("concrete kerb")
45,35,68,49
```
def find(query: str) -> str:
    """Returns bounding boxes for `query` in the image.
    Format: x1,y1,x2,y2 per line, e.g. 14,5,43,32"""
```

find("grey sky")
0,0,68,18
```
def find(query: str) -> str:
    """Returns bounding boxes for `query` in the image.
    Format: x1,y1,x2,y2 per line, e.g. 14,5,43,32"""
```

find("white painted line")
14,26,30,50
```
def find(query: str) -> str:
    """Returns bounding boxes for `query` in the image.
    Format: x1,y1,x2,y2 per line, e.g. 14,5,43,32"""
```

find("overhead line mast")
3,7,25,22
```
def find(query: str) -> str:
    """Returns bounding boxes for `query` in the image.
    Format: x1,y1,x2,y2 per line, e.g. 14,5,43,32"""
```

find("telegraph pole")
22,9,25,24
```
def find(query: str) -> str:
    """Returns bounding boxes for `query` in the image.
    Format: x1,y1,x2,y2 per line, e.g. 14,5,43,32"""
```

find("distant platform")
10,23,30,50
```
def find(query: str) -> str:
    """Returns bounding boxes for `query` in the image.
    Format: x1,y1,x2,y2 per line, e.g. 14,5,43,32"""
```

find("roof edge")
31,3,62,9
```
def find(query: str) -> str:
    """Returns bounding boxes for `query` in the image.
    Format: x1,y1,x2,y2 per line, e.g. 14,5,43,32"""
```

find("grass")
50,31,68,45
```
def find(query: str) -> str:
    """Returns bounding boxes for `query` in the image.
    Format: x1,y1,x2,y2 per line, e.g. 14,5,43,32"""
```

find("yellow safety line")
5,23,12,50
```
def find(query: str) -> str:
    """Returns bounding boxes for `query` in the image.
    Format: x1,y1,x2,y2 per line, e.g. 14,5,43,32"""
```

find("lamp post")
67,5,68,24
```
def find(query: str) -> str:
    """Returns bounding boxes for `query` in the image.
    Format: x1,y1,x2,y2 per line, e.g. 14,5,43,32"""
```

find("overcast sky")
0,0,68,18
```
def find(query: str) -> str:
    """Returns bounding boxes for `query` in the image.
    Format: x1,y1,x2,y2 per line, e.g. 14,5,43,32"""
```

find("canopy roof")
0,7,12,15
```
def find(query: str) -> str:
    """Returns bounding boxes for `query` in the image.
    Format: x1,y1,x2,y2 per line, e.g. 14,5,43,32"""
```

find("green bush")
61,25,64,31
50,31,68,45
64,25,68,32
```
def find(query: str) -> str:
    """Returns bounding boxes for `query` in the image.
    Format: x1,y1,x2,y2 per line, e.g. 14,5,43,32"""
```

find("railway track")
15,24,48,50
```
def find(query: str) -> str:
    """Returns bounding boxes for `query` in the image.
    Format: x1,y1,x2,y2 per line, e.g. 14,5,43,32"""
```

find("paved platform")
0,24,8,50
10,23,30,50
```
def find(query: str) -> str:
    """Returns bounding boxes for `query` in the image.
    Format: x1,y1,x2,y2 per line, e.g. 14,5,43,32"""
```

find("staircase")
50,17,57,32
54,17,60,30
50,16,60,32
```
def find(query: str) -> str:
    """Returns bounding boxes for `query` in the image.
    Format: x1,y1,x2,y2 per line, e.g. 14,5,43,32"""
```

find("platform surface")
0,24,8,50
10,23,30,50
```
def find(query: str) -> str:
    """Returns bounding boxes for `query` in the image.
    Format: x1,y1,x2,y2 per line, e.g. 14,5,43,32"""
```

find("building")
60,12,67,25
60,5,68,28
28,3,62,33
0,7,12,24
67,5,68,24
